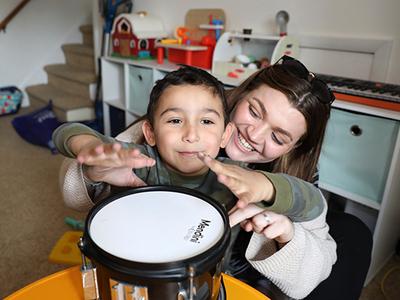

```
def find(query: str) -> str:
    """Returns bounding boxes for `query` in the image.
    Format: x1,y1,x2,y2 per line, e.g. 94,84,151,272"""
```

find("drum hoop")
82,185,231,280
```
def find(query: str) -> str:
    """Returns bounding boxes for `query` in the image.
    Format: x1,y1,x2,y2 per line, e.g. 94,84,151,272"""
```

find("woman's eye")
167,119,181,124
249,105,261,119
201,119,215,125
272,132,284,146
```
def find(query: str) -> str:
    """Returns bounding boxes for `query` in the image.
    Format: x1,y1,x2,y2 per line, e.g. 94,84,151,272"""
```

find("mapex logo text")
184,219,211,244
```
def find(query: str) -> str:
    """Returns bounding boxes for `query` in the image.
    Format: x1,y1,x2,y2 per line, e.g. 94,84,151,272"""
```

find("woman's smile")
237,131,256,152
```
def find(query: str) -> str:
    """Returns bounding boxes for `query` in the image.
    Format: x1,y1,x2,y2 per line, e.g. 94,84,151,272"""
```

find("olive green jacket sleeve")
257,172,325,222
52,123,116,158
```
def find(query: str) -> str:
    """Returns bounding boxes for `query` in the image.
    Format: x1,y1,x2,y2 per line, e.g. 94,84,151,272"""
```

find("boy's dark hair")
147,66,228,125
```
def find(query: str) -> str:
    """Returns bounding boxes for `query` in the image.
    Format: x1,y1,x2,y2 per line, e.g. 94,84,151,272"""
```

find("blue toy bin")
0,86,23,116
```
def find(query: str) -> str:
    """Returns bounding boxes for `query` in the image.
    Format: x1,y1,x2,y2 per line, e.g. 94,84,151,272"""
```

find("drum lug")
78,237,99,300
81,267,99,300
110,281,149,300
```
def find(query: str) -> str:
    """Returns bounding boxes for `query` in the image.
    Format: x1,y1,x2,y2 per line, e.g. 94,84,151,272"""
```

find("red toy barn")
111,12,167,59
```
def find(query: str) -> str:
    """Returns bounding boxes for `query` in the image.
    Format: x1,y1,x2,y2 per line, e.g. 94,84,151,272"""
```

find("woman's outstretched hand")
230,204,294,245
197,152,275,208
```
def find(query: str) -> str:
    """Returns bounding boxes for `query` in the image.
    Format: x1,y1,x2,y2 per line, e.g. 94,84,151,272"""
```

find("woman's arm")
198,153,325,222
245,201,337,299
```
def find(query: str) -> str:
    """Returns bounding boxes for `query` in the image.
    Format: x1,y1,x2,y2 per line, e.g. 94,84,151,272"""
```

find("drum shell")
81,186,231,300
93,262,224,300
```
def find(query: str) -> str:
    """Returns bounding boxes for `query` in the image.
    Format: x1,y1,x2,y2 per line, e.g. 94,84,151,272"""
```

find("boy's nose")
182,124,200,143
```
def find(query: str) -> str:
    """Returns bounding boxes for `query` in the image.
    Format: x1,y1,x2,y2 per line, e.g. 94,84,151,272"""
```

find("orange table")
5,266,269,300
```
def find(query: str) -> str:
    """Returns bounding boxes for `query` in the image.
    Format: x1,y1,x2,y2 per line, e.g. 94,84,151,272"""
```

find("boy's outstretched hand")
197,152,275,208
69,135,155,187
77,142,155,169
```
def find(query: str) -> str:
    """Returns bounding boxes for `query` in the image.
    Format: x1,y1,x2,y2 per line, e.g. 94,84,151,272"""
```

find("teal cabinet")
319,108,399,204
128,66,154,115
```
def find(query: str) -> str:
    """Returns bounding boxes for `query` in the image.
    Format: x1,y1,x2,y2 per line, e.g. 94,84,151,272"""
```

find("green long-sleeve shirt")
53,123,324,222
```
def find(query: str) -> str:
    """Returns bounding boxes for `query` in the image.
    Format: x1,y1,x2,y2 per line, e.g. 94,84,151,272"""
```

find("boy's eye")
167,118,182,124
272,132,284,146
201,119,215,125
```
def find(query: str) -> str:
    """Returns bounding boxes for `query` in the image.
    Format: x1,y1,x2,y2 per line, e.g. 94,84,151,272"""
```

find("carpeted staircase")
26,25,97,122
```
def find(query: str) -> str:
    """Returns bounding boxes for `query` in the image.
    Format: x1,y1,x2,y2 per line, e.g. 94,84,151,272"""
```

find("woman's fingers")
228,203,264,227
197,152,226,175
251,211,274,233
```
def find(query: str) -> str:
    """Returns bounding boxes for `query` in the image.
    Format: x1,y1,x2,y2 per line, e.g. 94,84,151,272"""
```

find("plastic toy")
155,9,225,69
111,11,167,59
64,217,84,231
48,231,82,265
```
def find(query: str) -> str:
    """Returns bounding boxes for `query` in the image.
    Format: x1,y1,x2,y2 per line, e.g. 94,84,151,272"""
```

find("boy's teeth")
238,133,255,151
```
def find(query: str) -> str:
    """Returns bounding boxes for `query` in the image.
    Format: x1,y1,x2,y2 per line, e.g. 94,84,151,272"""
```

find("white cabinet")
100,55,400,285
101,57,178,136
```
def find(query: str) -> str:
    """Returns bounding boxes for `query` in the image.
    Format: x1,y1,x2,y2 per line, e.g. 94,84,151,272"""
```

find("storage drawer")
319,108,399,203
128,66,154,115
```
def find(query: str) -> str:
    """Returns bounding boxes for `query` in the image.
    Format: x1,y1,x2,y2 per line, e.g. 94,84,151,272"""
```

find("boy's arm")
52,123,115,158
53,122,153,186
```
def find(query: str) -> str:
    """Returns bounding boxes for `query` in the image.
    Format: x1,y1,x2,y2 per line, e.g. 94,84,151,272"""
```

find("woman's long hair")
226,65,331,182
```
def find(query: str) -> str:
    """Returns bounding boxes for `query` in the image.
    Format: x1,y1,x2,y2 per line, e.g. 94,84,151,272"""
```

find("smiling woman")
225,56,333,182
226,84,307,163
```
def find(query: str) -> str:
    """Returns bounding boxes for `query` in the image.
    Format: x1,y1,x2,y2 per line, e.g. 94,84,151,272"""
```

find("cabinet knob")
138,75,143,81
350,125,362,136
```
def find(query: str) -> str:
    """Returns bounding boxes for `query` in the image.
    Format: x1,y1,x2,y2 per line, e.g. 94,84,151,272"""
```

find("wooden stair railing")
0,0,31,32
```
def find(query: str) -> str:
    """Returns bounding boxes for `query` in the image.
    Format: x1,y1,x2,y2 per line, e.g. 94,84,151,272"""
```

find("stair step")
80,25,93,46
26,84,95,122
62,44,94,56
45,64,97,99
45,64,96,84
62,44,95,71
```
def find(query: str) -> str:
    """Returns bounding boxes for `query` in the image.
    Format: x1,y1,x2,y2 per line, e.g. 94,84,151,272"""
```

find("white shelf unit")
212,32,300,81
100,53,400,285
101,57,179,135
321,100,400,285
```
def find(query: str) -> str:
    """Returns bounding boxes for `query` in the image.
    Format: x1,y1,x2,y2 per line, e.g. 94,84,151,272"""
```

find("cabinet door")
128,66,154,115
319,108,399,204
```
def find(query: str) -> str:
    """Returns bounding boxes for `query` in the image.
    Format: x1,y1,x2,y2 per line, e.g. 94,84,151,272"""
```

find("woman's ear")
142,120,156,146
220,122,234,149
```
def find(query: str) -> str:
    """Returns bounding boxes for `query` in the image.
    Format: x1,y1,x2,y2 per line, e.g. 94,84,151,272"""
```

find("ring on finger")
263,213,271,225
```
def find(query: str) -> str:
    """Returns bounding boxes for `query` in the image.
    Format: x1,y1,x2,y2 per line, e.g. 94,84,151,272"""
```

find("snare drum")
79,186,231,300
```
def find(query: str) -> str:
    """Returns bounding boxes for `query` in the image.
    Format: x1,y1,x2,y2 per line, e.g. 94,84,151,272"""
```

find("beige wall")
134,0,400,84
0,0,92,106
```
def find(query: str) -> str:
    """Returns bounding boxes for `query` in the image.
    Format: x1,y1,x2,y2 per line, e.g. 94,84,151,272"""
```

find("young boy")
55,67,243,210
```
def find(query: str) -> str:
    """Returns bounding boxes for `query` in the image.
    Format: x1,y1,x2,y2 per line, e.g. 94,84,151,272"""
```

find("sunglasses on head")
275,55,335,105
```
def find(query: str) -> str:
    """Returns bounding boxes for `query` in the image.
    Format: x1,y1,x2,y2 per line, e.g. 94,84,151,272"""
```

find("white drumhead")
89,191,225,263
